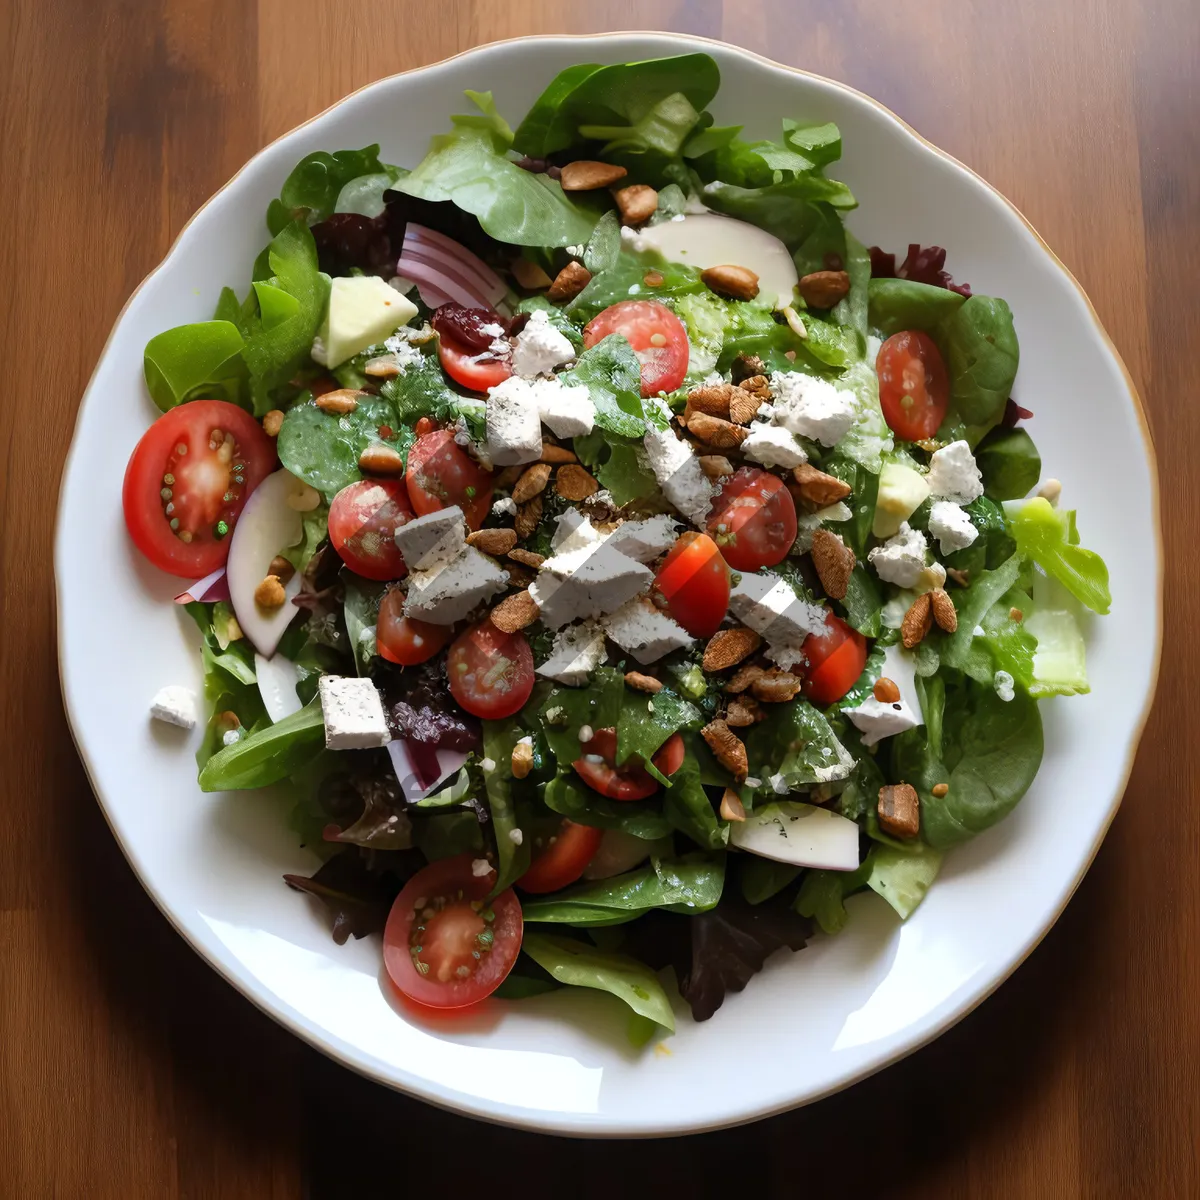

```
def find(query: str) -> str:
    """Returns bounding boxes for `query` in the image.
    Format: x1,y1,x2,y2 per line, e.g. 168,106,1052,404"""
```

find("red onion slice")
386,740,470,803
174,566,229,605
405,225,507,305
395,254,486,310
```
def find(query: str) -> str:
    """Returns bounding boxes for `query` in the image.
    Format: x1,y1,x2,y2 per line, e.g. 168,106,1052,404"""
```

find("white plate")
55,33,1161,1136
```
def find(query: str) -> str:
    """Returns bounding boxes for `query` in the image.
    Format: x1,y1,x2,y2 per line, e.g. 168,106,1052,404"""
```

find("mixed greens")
128,54,1110,1042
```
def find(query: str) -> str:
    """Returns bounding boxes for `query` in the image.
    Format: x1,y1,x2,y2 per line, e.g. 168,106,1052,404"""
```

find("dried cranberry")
515,156,549,173
823,251,844,272
1002,398,1034,426
311,213,394,278
868,243,971,296
432,302,507,353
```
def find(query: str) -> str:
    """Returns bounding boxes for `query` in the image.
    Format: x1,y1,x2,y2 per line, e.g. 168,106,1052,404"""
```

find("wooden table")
4,1,1193,1194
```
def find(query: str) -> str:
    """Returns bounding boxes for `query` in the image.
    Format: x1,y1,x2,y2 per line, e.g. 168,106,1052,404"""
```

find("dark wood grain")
1,1,1193,1195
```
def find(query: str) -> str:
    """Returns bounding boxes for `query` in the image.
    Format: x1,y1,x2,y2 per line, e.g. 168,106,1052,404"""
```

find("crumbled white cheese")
763,644,807,670
536,621,608,685
511,309,577,378
868,522,928,588
866,334,883,367
728,571,828,646
926,439,984,504
319,675,391,750
770,372,857,446
928,500,979,555
149,684,198,730
994,670,1016,702
603,597,693,664
480,757,496,773
508,828,524,846
643,423,715,526
485,375,545,465
222,728,242,747
604,514,680,563
404,545,508,623
492,497,518,518
578,724,594,742
846,696,921,746
379,336,425,373
742,422,809,468
536,379,595,438
471,858,493,878
551,509,606,554
792,501,853,553
769,773,789,794
392,505,465,572
530,542,652,628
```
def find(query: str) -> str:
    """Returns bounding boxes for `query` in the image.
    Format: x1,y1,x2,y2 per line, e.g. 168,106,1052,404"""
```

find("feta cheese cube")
319,675,391,749
551,510,606,554
643,424,715,526
392,505,465,572
603,597,693,664
529,542,653,628
149,684,198,730
868,522,928,588
536,380,595,438
926,439,984,504
846,643,924,746
536,621,608,686
728,572,829,646
485,376,544,465
492,497,517,518
928,499,979,554
604,514,680,563
404,546,509,623
771,372,857,446
511,309,577,379
742,422,809,468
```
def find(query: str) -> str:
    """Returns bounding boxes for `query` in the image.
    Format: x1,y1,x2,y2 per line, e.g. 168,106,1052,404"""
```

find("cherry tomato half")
447,620,535,720
802,614,868,706
572,729,685,802
583,300,689,397
328,478,414,581
406,429,493,530
518,819,603,894
438,339,512,393
122,400,276,577
876,330,950,441
376,589,454,665
383,854,522,1010
706,467,798,571
654,532,731,638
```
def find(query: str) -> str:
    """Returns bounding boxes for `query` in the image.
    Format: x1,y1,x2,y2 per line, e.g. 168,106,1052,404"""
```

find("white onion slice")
254,652,303,723
405,225,506,306
387,740,470,803
174,566,229,605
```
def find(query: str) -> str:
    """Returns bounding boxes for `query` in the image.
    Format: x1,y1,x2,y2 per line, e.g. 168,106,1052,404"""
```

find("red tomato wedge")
447,620,535,720
583,300,689,397
122,400,276,577
573,729,685,802
802,614,868,706
328,478,414,581
406,429,493,530
383,855,522,1010
438,338,512,393
654,532,731,637
876,330,950,441
518,819,603,895
376,589,454,665
706,467,798,571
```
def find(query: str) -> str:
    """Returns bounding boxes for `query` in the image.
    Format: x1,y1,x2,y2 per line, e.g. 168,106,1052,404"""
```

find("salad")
127,54,1111,1041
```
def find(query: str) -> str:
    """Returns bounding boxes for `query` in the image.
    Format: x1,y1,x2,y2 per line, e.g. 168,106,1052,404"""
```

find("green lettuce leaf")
1004,498,1111,614
143,321,246,411
266,145,396,234
198,700,326,792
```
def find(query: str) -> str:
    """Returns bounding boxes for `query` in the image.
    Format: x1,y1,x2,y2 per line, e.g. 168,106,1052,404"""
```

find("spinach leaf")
521,855,725,926
975,426,1042,501
520,931,676,1035
537,668,624,763
198,701,325,792
515,295,583,350
340,573,383,675
941,495,1016,577
795,859,872,934
569,251,704,319
335,171,402,219
482,720,532,896
616,688,702,768
824,360,893,474
742,700,856,793
597,440,659,505
543,771,673,841
739,856,800,905
940,553,1025,672
831,230,871,344
583,209,622,274
891,678,1043,848
398,92,597,248
381,353,487,445
866,842,943,920
1005,498,1111,614
513,54,720,160
824,457,879,557
143,321,247,411
938,294,1019,428
278,506,329,575
839,564,883,637
266,145,395,235
277,393,398,502
239,221,331,414
662,749,727,851
867,278,966,337
557,335,647,438
412,810,485,861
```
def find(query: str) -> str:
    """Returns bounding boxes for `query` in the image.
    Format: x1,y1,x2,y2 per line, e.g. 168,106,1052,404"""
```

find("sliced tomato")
122,400,276,577
518,819,603,894
383,854,522,1010
583,300,689,397
376,589,454,665
438,339,512,392
654,532,731,637
802,614,868,706
328,478,414,581
706,467,798,571
406,428,493,530
447,620,535,720
572,729,685,802
876,330,950,441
